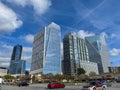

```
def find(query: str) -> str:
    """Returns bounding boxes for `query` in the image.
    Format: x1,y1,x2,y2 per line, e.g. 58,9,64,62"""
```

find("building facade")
0,67,7,76
85,35,110,74
62,32,98,75
30,22,61,75
108,66,120,73
9,45,25,74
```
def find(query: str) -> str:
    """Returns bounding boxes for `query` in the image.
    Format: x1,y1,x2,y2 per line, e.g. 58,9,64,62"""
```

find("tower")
85,35,110,73
62,32,98,75
30,22,61,75
9,44,25,74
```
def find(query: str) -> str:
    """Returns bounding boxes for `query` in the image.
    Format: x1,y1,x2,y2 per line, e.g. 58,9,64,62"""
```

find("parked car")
18,82,29,87
102,80,112,87
82,81,107,90
47,82,65,89
116,76,120,83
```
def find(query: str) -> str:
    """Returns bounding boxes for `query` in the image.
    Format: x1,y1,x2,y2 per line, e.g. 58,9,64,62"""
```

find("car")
102,80,112,87
18,82,29,87
82,81,107,90
47,82,65,89
116,76,120,83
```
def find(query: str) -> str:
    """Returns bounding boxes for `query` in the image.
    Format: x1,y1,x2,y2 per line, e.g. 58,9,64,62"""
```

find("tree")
77,68,86,75
4,75,14,79
89,72,97,76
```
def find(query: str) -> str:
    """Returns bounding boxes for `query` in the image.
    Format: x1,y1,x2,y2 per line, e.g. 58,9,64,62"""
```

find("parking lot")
1,83,120,90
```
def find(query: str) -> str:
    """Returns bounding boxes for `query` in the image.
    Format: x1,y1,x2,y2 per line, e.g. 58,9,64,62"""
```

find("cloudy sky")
0,0,120,70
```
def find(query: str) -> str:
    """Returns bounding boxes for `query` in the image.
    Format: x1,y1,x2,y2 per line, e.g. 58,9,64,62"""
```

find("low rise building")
0,67,8,76
80,60,99,75
108,66,120,73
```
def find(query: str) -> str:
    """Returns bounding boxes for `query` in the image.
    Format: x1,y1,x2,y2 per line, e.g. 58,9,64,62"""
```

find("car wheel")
102,87,106,90
48,86,51,89
63,85,65,88
93,88,96,90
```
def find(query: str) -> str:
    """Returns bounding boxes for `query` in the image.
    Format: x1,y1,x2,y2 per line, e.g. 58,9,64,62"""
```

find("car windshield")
89,82,96,85
89,81,101,85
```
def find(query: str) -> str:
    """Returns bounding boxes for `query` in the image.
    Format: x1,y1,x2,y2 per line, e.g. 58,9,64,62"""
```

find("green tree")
77,68,86,75
89,72,97,76
4,75,14,79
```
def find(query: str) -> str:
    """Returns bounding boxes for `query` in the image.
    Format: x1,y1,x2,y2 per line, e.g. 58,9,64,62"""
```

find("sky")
0,0,120,70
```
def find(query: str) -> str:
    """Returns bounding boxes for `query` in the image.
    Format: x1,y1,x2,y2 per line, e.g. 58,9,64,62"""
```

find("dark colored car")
47,82,65,89
102,80,112,87
82,81,107,90
18,82,29,87
116,76,120,83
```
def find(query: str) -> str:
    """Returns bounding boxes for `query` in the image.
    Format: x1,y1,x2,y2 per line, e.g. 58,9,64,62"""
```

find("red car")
47,82,65,89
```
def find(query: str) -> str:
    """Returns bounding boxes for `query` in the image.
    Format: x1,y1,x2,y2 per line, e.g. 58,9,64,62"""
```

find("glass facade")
85,35,110,73
63,32,76,75
63,32,98,75
31,22,61,75
9,45,25,74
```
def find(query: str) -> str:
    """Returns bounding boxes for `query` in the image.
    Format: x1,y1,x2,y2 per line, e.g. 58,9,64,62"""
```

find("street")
1,83,120,90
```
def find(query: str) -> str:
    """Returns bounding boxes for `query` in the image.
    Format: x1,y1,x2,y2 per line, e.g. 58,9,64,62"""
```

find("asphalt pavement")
1,83,120,90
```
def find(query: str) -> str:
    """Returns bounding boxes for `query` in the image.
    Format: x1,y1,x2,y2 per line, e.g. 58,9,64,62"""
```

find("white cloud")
23,47,32,53
7,0,28,7
0,57,10,62
7,0,52,15
0,62,10,68
0,44,12,57
110,33,117,38
25,34,34,43
0,2,23,34
77,30,95,39
30,0,52,15
110,48,120,56
2,44,13,50
21,55,31,62
0,57,10,68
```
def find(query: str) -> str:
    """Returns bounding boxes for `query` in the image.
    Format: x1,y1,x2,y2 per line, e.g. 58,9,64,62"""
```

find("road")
1,83,120,90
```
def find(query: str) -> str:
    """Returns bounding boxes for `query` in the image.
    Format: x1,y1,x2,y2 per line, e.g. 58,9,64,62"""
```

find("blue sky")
0,0,120,70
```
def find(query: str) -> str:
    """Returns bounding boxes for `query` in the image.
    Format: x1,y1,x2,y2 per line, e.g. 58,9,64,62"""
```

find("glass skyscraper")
85,35,110,73
9,45,25,74
30,22,61,75
62,32,98,75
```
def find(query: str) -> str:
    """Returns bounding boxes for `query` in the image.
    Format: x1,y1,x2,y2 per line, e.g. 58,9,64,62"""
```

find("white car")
82,81,107,90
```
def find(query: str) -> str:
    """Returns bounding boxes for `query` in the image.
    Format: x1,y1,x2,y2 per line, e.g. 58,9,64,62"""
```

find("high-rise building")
9,45,25,74
62,32,98,75
30,22,61,75
85,35,110,73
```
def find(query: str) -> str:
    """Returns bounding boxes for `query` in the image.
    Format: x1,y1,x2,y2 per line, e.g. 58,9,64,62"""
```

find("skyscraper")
9,44,25,74
62,32,98,75
85,35,110,73
30,22,61,75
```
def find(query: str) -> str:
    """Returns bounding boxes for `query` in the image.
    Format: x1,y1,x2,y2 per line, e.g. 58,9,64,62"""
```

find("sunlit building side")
30,22,61,75
85,35,110,74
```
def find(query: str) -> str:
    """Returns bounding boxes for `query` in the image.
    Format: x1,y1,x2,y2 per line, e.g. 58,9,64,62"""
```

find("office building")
9,45,25,74
62,32,98,75
30,22,61,75
85,35,110,73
